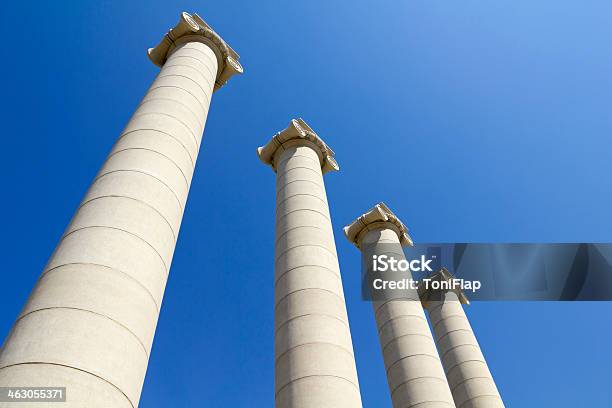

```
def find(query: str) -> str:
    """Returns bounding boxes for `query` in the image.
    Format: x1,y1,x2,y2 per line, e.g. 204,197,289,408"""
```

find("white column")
258,119,363,408
345,203,456,408
422,269,504,408
0,12,242,408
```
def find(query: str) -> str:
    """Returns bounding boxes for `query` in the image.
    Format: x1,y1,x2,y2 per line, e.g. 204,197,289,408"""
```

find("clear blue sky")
1,1,611,406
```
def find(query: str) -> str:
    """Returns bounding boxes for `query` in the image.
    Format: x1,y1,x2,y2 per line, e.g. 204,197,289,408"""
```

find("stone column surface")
0,12,241,408
344,203,456,408
421,269,504,408
258,119,363,408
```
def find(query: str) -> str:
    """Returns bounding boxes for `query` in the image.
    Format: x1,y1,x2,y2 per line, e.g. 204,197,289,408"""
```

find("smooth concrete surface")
0,12,241,408
259,119,362,408
424,290,504,408
345,204,456,408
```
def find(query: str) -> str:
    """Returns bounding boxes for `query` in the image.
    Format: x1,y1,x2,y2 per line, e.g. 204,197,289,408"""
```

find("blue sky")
1,1,612,406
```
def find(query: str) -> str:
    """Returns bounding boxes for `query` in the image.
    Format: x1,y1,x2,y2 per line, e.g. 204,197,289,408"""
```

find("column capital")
419,267,470,307
148,12,243,91
257,118,339,174
344,202,413,249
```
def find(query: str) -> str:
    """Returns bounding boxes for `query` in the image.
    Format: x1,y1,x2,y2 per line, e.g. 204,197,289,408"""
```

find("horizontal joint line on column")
15,307,149,358
274,225,329,246
275,342,354,367
377,238,404,244
278,166,324,180
156,73,212,105
131,112,200,150
274,264,340,287
401,400,456,408
93,170,183,216
451,376,496,393
432,314,469,333
275,374,360,398
60,226,168,275
276,208,331,224
118,128,195,166
77,195,177,242
275,313,349,337
426,301,446,314
275,244,338,262
41,262,160,311
164,53,215,76
276,193,328,210
137,97,203,134
276,154,321,170
108,147,190,189
374,298,421,319
444,359,488,377
165,55,217,83
374,247,406,255
0,362,134,408
440,343,481,361
277,166,323,183
381,332,436,356
377,314,428,335
435,328,474,346
390,375,450,399
171,46,217,74
175,44,217,63
376,250,406,261
275,287,345,312
385,353,446,377
276,179,325,199
162,63,215,90
458,394,503,408
147,85,208,113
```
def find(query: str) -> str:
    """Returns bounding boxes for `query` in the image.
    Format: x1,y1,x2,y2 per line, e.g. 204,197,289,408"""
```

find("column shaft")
426,292,504,408
274,144,362,408
0,42,218,408
364,229,456,408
